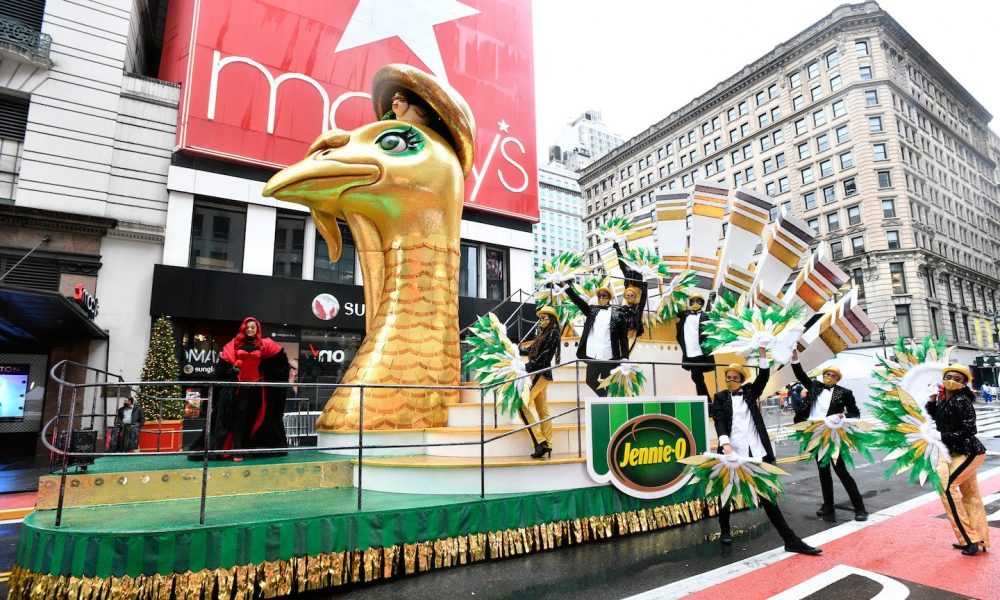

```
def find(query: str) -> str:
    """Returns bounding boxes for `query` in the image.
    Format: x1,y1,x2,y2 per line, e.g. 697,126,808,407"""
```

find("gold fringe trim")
7,497,742,599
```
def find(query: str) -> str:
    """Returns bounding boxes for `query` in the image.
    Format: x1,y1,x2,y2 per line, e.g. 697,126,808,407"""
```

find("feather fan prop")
619,247,672,282
462,313,530,416
867,336,953,490
597,363,646,397
596,215,633,244
677,452,787,510
702,294,806,364
791,416,877,468
657,269,701,322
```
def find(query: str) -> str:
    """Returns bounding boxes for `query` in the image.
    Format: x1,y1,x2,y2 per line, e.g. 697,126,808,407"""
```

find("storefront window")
298,329,363,385
459,243,479,297
485,247,507,300
314,222,355,284
273,214,305,278
190,200,246,272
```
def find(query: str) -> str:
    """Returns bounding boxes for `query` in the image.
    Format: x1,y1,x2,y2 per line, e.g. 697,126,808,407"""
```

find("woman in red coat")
189,317,290,460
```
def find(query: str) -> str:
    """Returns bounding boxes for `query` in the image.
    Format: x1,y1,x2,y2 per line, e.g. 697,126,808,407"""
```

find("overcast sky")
532,0,1000,159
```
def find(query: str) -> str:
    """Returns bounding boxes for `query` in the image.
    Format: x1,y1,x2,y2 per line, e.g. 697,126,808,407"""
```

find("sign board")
586,396,710,499
159,0,538,221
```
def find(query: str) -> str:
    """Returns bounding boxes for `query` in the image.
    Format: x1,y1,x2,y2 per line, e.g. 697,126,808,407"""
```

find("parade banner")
586,397,710,499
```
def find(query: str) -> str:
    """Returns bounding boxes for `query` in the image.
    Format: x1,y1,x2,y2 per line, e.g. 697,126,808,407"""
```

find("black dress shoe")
953,543,966,549
785,540,822,555
961,543,983,556
815,505,834,517
720,532,732,545
854,511,869,522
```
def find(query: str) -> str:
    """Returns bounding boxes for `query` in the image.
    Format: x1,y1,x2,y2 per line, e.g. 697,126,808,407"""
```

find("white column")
243,204,277,275
162,191,194,266
302,216,316,280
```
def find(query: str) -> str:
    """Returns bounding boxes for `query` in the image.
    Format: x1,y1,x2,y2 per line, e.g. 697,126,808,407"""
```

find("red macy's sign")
159,0,538,221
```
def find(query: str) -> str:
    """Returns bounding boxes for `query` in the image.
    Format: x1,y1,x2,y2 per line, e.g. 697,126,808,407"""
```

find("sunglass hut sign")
586,397,709,499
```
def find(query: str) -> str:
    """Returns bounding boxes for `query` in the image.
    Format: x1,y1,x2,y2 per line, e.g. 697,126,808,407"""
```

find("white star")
497,119,510,133
335,0,479,83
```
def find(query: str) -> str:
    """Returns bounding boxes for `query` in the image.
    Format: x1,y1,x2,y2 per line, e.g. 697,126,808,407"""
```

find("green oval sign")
608,414,695,493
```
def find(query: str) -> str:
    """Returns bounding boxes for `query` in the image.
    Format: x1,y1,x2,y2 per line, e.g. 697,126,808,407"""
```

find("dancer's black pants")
818,457,866,511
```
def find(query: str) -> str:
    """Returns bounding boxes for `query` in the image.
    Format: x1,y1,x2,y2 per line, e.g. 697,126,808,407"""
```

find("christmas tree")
138,316,184,420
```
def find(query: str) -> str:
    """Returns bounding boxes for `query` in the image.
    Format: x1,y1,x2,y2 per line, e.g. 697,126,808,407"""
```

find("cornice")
0,205,117,236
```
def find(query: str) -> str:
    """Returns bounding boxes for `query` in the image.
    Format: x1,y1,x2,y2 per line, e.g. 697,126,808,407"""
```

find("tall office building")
550,110,625,172
578,1,1000,364
534,162,583,269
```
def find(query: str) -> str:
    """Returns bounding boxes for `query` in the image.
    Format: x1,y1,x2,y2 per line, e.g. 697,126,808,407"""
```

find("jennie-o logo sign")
586,397,709,499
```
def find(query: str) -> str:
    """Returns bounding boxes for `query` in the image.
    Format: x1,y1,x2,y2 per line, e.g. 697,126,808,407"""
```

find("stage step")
445,400,583,428
36,451,352,509
353,453,600,494
424,424,584,458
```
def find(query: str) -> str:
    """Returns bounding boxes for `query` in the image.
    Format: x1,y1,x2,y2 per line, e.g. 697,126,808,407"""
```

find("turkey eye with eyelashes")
375,127,424,155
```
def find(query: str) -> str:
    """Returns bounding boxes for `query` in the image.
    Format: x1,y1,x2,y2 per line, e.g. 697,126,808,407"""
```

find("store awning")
0,285,108,347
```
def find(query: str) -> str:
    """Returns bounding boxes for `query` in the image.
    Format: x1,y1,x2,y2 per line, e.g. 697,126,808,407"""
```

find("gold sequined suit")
264,65,475,431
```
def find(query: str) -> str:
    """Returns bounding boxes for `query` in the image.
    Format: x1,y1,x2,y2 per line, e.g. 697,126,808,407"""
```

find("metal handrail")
0,15,52,59
43,356,755,526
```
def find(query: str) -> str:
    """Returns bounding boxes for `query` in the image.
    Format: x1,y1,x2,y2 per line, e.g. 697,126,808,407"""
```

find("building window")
856,40,869,56
794,118,807,135
819,159,833,178
877,170,892,188
843,177,857,196
840,150,854,169
864,90,879,106
826,211,841,231
890,262,907,294
826,50,839,69
868,116,883,133
829,75,842,91
873,143,888,161
801,166,814,184
853,267,865,298
485,247,507,300
832,99,846,118
881,198,896,218
797,142,811,160
822,185,836,204
189,200,246,272
805,61,819,79
739,101,748,115
831,241,843,260
859,66,873,80
771,106,782,121
847,204,861,225
778,176,789,193
763,157,775,174
459,243,479,297
810,85,823,101
765,181,776,196
851,235,865,254
314,222,356,284
835,125,851,143
273,213,305,278
896,305,913,339
813,109,827,127
793,95,804,110
789,72,801,88
807,217,820,232
886,230,901,249
803,191,817,210
816,133,830,152
775,152,786,168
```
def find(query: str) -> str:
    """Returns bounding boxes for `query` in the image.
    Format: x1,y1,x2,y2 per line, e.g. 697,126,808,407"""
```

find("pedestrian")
710,345,822,555
112,395,145,452
927,364,989,556
676,294,714,399
791,351,868,521
518,306,561,459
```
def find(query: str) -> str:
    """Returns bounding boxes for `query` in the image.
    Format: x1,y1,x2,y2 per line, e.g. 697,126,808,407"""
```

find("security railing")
42,353,744,528
0,15,52,59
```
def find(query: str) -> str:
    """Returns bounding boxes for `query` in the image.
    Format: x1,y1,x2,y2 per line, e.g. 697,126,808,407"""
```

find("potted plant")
137,316,185,452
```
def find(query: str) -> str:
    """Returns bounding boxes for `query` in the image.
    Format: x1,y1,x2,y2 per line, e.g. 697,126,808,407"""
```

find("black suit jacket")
709,366,775,463
790,361,860,423
612,242,649,360
565,286,620,361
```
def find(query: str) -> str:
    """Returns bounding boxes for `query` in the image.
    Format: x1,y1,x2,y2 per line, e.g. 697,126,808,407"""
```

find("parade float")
9,63,884,599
